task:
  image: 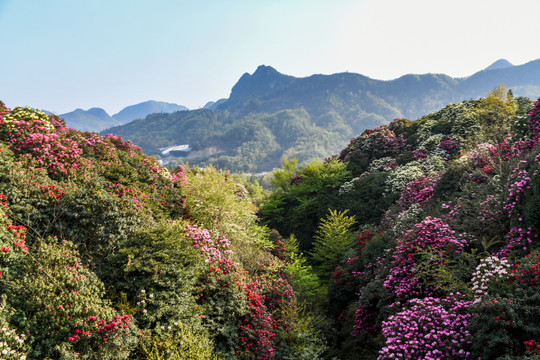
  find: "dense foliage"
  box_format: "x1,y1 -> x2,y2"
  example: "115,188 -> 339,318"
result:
2,84 -> 540,359
0,101 -> 322,359
260,88 -> 540,359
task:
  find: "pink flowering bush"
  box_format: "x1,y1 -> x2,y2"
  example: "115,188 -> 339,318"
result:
438,137 -> 460,158
411,147 -> 428,160
185,224 -> 234,273
397,173 -> 440,210
528,97 -> 540,146
0,194 -> 137,359
383,217 -> 465,297
378,294 -> 472,360
466,142 -> 498,169
339,126 -> 408,176
185,223 -> 298,359
0,106 -> 88,179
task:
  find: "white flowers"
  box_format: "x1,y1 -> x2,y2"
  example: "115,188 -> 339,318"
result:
471,256 -> 510,303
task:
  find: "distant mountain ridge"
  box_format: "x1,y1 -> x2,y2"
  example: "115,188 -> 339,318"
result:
60,100 -> 188,132
104,58 -> 540,172
112,100 -> 188,123
60,107 -> 121,133
217,59 -> 540,119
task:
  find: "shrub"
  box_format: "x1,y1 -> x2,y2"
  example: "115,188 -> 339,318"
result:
383,217 -> 465,297
378,294 -> 473,359
6,238 -> 138,359
468,252 -> 540,359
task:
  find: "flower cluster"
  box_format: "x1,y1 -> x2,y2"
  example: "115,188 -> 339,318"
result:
502,161 -> 532,218
466,143 -> 498,169
498,226 -> 537,256
438,138 -> 460,158
378,294 -> 472,359
383,217 -> 465,297
528,97 -> 540,145
471,256 -> 511,303
0,107 -> 94,178
340,127 -> 407,167
185,224 -> 234,273
509,251 -> 540,291
0,317 -> 28,360
397,173 -> 439,210
352,302 -> 377,335
411,148 -> 428,160
478,194 -> 502,223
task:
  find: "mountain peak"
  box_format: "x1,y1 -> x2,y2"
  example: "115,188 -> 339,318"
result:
485,59 -> 514,71
225,65 -> 295,106
252,64 -> 280,76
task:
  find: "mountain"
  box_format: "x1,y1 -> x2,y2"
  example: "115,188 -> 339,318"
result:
112,100 -> 188,123
60,101 -> 189,133
61,107 -> 121,133
458,58 -> 540,99
484,58 -> 514,71
104,59 -> 540,172
203,98 -> 227,110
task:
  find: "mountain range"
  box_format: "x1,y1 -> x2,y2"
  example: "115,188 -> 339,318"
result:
58,100 -> 188,132
100,58 -> 540,172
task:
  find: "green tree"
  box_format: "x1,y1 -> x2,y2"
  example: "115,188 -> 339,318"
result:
310,209 -> 357,280
271,157 -> 298,191
261,158 -> 352,251
478,85 -> 517,142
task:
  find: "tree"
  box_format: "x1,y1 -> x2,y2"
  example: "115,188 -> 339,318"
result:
310,209 -> 357,280
271,157 -> 298,191
478,85 -> 517,142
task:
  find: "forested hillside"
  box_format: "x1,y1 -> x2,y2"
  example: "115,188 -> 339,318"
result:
106,60 -> 540,172
260,87 -> 540,359
1,85 -> 540,359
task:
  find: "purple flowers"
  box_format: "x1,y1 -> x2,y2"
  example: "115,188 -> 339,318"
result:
383,217 -> 465,297
379,294 -> 472,359
398,174 -> 439,210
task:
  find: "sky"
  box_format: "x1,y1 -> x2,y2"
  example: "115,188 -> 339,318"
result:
1,0 -> 540,115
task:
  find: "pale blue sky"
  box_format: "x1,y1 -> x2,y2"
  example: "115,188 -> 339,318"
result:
1,0 -> 540,115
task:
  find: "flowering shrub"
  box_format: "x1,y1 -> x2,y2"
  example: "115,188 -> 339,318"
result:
466,142 -> 498,169
0,299 -> 28,360
378,294 -> 472,359
384,161 -> 425,196
185,222 -> 299,359
391,203 -> 425,237
383,217 -> 465,297
469,253 -> 540,359
411,148 -> 428,160
471,256 -> 511,303
438,137 -> 460,158
185,224 -> 234,273
6,238 -> 138,359
528,97 -> 540,145
0,106 -> 88,179
397,173 -> 439,210
420,133 -> 445,152
339,127 -> 407,176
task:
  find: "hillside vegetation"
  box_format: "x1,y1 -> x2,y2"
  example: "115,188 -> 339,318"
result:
0,86 -> 539,359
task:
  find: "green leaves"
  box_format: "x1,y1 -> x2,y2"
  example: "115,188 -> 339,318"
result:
310,209 -> 357,280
